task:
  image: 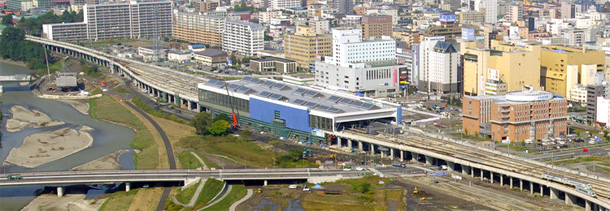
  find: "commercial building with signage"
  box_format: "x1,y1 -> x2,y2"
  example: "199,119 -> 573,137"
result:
462,90 -> 568,142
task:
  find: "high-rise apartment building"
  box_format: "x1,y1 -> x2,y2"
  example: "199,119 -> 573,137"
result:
173,12 -> 238,46
462,90 -> 568,142
43,1 -> 172,41
508,4 -> 523,23
222,21 -> 264,57
418,37 -> 459,94
84,1 -> 172,40
541,45 -> 605,97
284,25 -> 332,69
335,0 -> 353,15
269,0 -> 301,10
461,40 -> 542,96
475,0 -> 498,24
361,15 -> 392,40
314,29 -> 406,96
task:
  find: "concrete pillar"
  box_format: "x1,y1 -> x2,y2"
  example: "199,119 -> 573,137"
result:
126,182 -> 131,192
336,137 -> 341,150
586,200 -> 591,211
57,187 -> 64,197
480,169 -> 483,181
370,144 -> 375,156
540,184 -> 544,196
390,148 -> 394,159
509,177 -> 513,189
565,192 -> 574,205
550,187 -> 557,199
347,139 -> 352,150
400,150 -> 404,162
520,179 -> 523,191
447,162 -> 455,172
425,156 -> 432,166
357,141 -> 363,152
490,172 -> 494,184
412,153 -> 418,162
499,174 -> 503,186
381,150 -> 386,158
470,167 -> 474,178
264,180 -> 268,186
530,182 -> 534,195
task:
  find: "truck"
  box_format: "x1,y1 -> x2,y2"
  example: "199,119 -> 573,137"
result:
6,174 -> 22,180
440,165 -> 448,170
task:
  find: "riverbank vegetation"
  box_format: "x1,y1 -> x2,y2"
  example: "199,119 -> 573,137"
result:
0,27 -> 53,75
99,189 -> 139,211
89,95 -> 158,169
132,97 -> 185,124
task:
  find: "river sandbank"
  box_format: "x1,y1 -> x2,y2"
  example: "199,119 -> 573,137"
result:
3,126 -> 94,168
5,105 -> 64,132
21,194 -> 106,211
71,149 -> 130,171
58,99 -> 90,115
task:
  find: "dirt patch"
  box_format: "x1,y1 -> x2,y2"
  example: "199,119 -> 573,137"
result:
58,99 -> 90,115
72,149 -> 130,171
5,105 -> 64,132
127,188 -> 163,211
22,194 -> 106,211
3,126 -> 94,168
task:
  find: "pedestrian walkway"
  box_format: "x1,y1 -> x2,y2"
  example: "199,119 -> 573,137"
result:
171,179 -> 206,207
191,151 -> 209,170
229,189 -> 253,211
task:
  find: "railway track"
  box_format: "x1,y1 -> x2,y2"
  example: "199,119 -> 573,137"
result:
350,130 -> 610,200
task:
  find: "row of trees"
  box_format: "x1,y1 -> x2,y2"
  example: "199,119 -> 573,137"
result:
12,11 -> 82,37
0,27 -> 52,75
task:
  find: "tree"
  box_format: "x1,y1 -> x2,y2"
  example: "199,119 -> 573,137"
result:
213,113 -> 232,123
192,112 -> 213,135
209,120 -> 231,136
229,53 -> 237,65
241,57 -> 251,64
2,14 -> 13,26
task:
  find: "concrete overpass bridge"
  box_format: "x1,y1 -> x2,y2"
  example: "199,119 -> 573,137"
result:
327,129 -> 610,210
1,168 -> 367,196
25,36 -> 206,112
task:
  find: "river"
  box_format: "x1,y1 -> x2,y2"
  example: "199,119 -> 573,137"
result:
0,60 -> 137,210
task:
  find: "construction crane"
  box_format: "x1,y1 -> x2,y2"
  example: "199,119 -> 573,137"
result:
225,86 -> 239,128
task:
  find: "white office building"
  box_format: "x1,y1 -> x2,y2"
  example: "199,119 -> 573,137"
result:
222,21 -> 264,57
475,0 -> 498,24
418,36 -> 459,94
315,29 -> 406,96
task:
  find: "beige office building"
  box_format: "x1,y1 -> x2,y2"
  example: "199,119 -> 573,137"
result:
461,40 -> 542,96
284,25 -> 332,69
361,15 -> 392,40
541,45 -> 605,97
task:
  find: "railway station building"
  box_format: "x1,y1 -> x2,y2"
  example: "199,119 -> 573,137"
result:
198,77 -> 402,142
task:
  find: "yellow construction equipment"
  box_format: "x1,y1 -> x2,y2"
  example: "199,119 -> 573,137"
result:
413,186 -> 419,194
421,197 -> 426,200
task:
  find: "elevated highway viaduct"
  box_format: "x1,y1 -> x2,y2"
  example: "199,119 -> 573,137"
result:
26,36 -> 206,112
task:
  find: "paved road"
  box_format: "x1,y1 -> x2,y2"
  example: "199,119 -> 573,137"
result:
526,145 -> 610,161
229,189 -> 253,211
123,101 -> 176,211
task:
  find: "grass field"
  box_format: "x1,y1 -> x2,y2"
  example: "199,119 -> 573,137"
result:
89,95 -> 158,169
127,188 -> 163,211
177,151 -> 219,169
99,190 -> 139,211
203,185 -> 247,210
178,135 -> 274,167
195,178 -> 225,207
174,180 -> 201,204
